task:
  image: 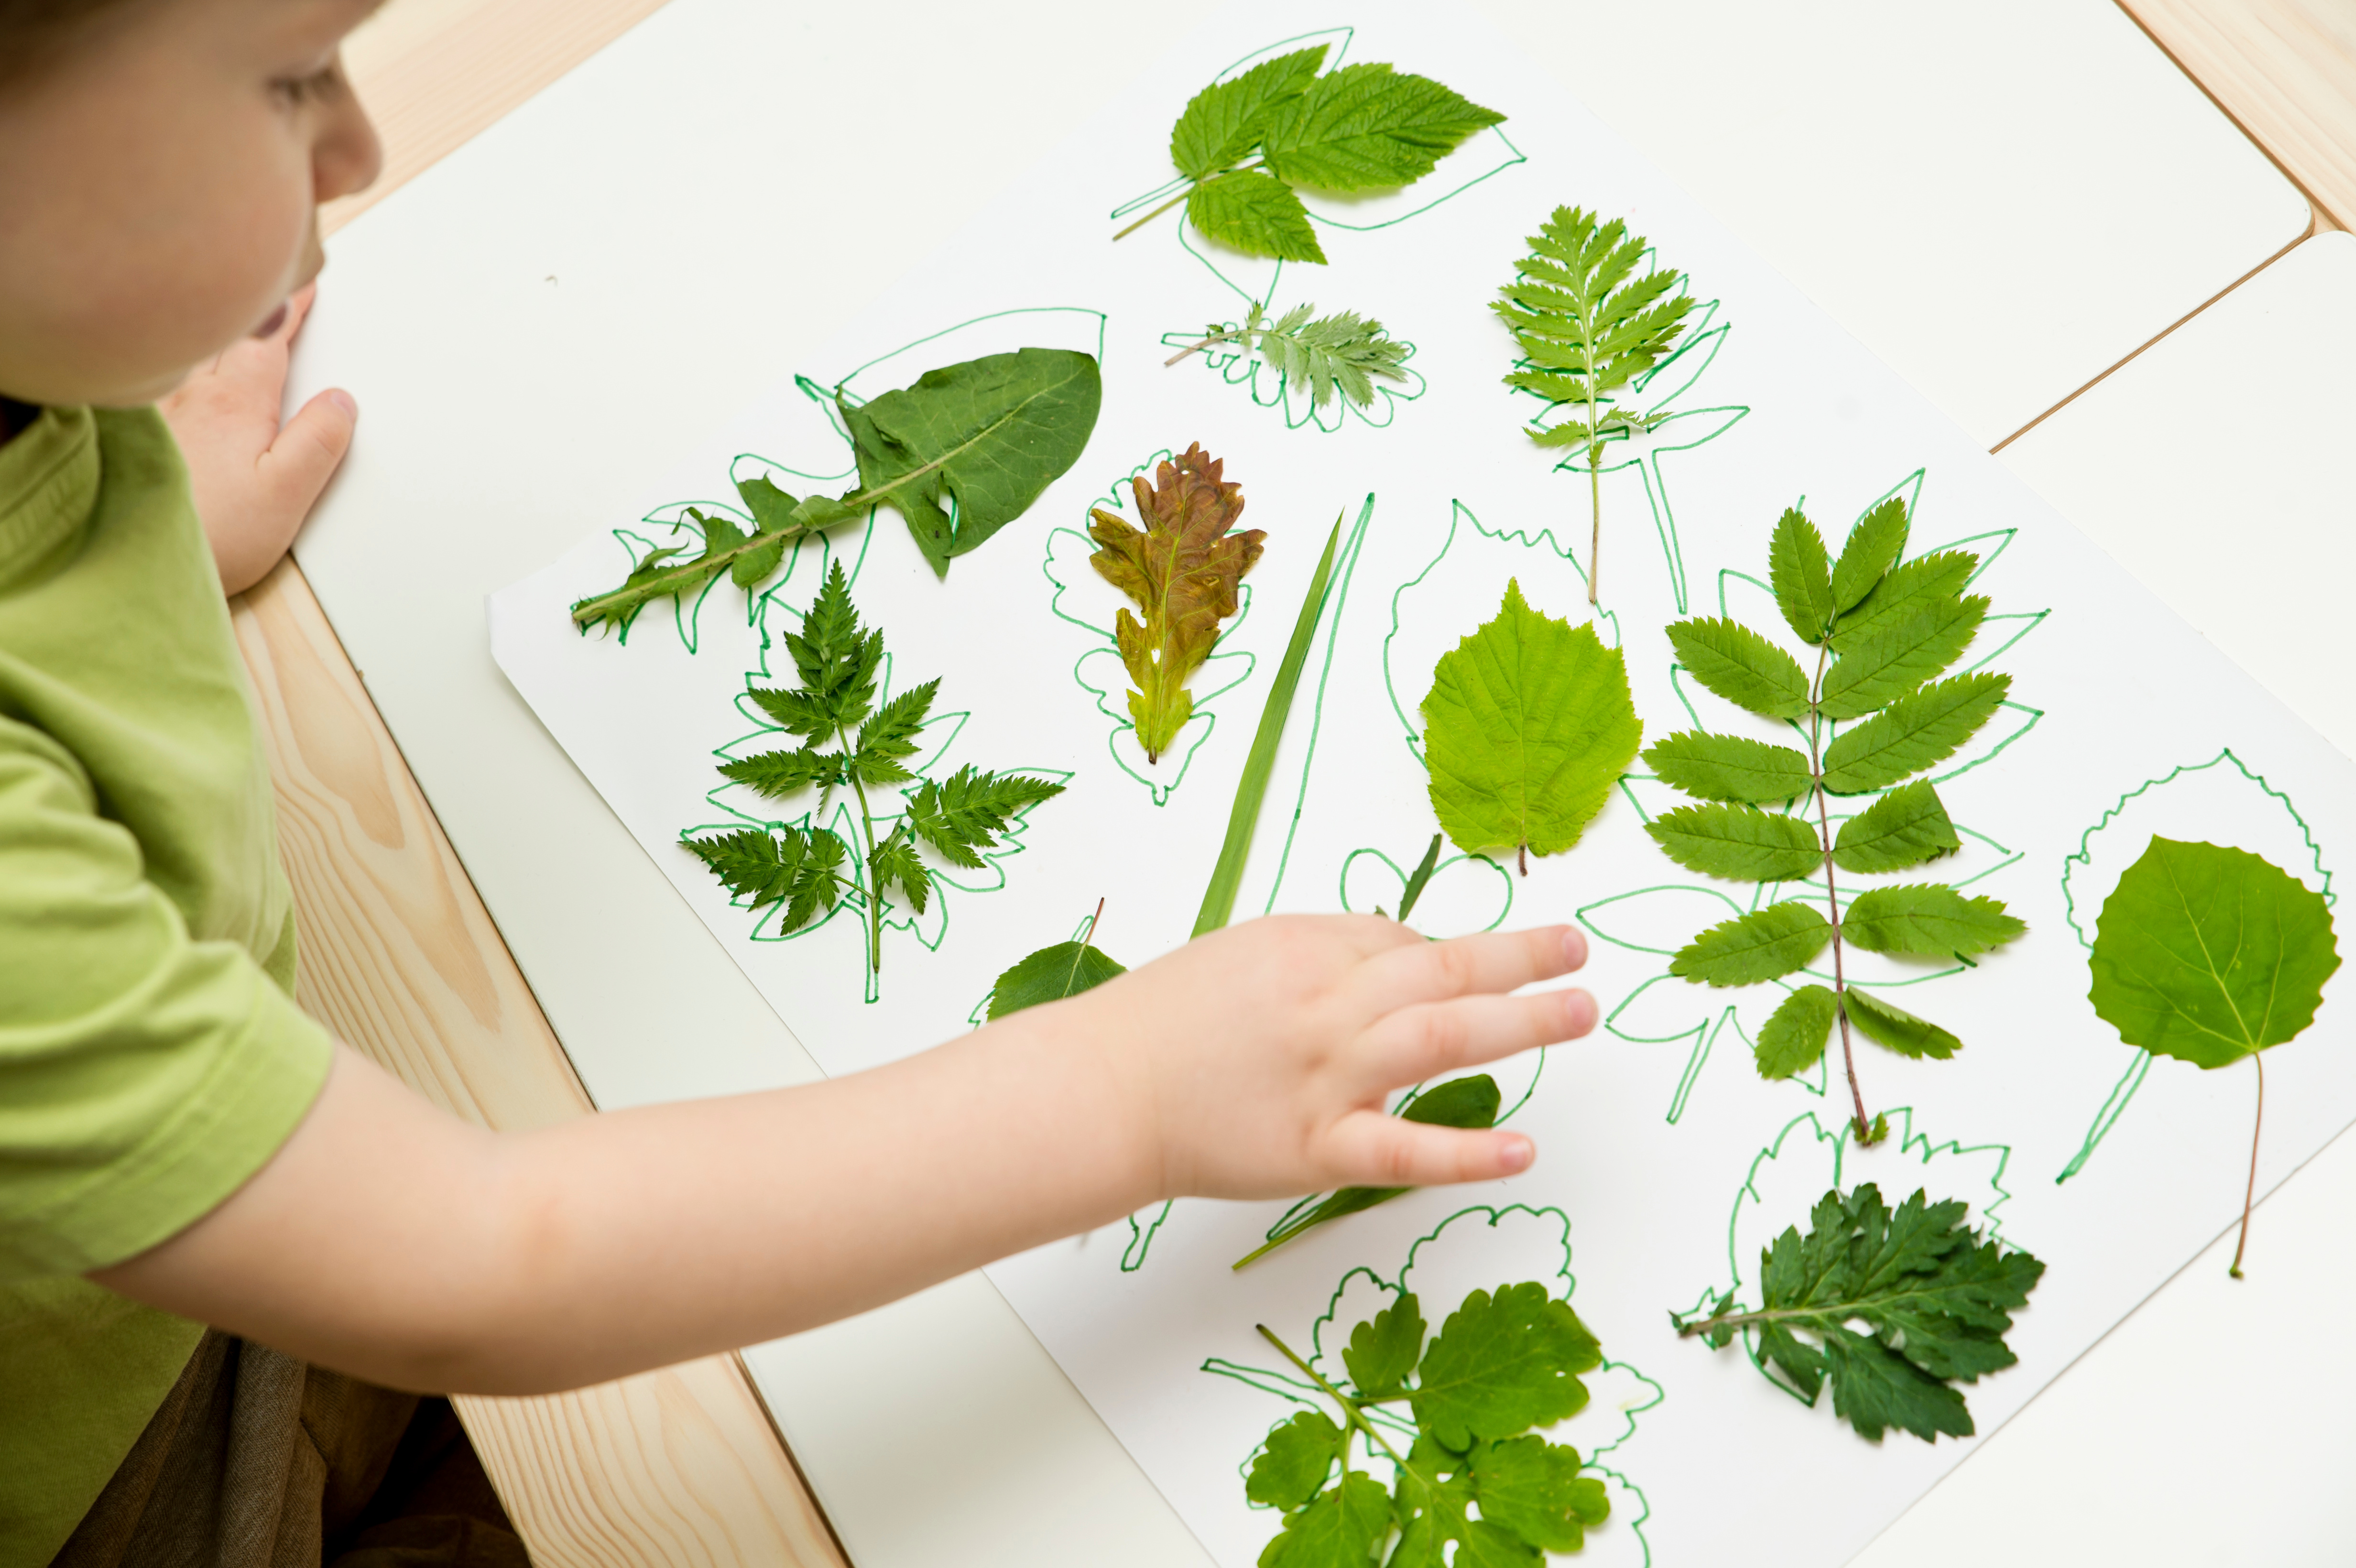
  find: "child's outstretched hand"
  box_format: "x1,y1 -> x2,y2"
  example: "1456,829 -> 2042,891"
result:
1041,915 -> 1594,1205
160,283 -> 357,595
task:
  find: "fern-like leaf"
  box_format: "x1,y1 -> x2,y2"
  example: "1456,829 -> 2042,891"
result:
1248,303 -> 1411,409
905,765 -> 1066,869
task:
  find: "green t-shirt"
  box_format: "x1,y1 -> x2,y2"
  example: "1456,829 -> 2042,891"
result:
0,405 -> 333,1565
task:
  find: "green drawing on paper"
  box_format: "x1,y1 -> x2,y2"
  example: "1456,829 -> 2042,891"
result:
1160,303 -> 1428,433
1205,1205 -> 1661,1566
1581,480 -> 2047,1128
2057,748 -> 2336,1187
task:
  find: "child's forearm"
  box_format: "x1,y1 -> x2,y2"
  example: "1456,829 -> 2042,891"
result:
96,1017 -> 1159,1394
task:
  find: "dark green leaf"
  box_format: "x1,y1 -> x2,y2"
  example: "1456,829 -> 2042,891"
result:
853,679 -> 939,785
1343,1293 -> 1425,1399
1818,593 -> 1987,719
1412,1283 -> 1600,1451
1667,616 -> 1811,719
1394,832 -> 1444,924
1257,1469 -> 1391,1568
840,348 -> 1103,576
1819,672 -> 2009,794
1246,1410 -> 1344,1512
2088,837 -> 2341,1069
1669,901 -> 1832,986
1188,168 -> 1325,262
682,824 -> 846,935
905,765 -> 1065,869
1830,549 -> 1977,652
986,939 -> 1126,1020
1829,497 -> 1910,613
1170,45 -> 1328,180
1844,884 -> 2026,958
1645,802 -> 1822,882
1424,578 -> 1644,864
736,473 -> 800,534
718,745 -> 840,798
1842,985 -> 1961,1059
1470,1435 -> 1609,1552
1756,984 -> 1837,1079
1768,507 -> 1835,645
869,833 -> 931,916
1258,63 -> 1505,193
1832,781 -> 1961,873
1642,730 -> 1814,804
1233,1077 -> 1498,1269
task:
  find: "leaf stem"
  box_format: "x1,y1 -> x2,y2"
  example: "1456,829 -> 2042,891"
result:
1114,187 -> 1192,240
1807,640 -> 1873,1143
1586,393 -> 1603,607
1254,1324 -> 1408,1468
839,722 -> 884,977
569,517 -> 828,628
2231,1053 -> 2264,1278
1165,327 -> 1245,368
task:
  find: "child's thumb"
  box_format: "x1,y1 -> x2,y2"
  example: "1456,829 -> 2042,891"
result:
264,388 -> 360,513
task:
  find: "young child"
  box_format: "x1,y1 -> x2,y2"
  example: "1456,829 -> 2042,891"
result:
0,0 -> 1598,1560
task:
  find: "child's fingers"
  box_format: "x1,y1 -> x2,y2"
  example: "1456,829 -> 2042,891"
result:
273,283 -> 319,344
259,388 -> 359,516
1323,1111 -> 1536,1189
1354,924 -> 1585,1016
1348,986 -> 1595,1095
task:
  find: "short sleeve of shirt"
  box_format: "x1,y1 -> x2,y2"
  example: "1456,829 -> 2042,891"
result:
0,715 -> 331,1282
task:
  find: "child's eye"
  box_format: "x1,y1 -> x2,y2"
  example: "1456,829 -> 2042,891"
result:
270,63 -> 340,108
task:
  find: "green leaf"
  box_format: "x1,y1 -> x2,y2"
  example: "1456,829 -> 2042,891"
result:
1246,1410 -> 1344,1512
1670,900 -> 1832,986
1645,802 -> 1822,882
905,766 -> 1065,870
1412,1283 -> 1600,1452
762,562 -> 879,736
1258,63 -> 1505,193
1343,1293 -> 1426,1400
1818,592 -> 1987,720
717,745 -> 841,798
2088,837 -> 2341,1070
868,833 -> 931,916
1423,579 -> 1644,865
1642,730 -> 1814,804
839,347 -> 1103,576
1188,169 -> 1326,262
1722,1184 -> 2043,1442
1819,672 -> 2010,794
1248,305 -> 1412,410
1756,984 -> 1837,1079
1470,1436 -> 1609,1552
1170,45 -> 1328,180
1666,616 -> 1811,719
681,825 -> 845,935
1768,508 -> 1836,645
1832,781 -> 1961,874
852,679 -> 938,785
1394,832 -> 1444,924
1257,1469 -> 1392,1568
986,938 -> 1126,1021
1843,984 -> 1961,1059
1829,497 -> 1910,613
1830,549 -> 1977,652
1494,207 -> 1691,403
1843,884 -> 2026,959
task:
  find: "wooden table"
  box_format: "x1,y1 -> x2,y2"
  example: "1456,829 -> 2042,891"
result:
240,3 -> 2356,1561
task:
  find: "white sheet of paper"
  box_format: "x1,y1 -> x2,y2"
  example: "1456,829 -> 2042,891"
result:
485,4 -> 2354,1562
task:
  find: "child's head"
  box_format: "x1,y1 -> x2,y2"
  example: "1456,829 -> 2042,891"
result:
0,0 -> 382,409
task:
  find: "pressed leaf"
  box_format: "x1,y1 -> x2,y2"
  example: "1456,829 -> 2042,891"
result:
1470,1436 -> 1610,1552
1843,884 -> 2026,959
905,765 -> 1065,870
1829,497 -> 1910,613
1411,1283 -> 1601,1451
1818,593 -> 1987,720
1757,984 -> 1838,1078
1245,1410 -> 1344,1512
986,939 -> 1127,1020
1843,984 -> 1962,1059
1832,781 -> 1961,874
1670,901 -> 1832,986
868,833 -> 931,916
1169,45 -> 1327,179
1257,1470 -> 1392,1568
1830,549 -> 1978,652
1667,616 -> 1811,719
1768,508 -> 1836,645
717,745 -> 840,798
1645,803 -> 1822,882
852,679 -> 938,784
1186,168 -> 1325,261
1642,730 -> 1814,804
840,347 -> 1103,577
1343,1293 -> 1426,1400
1424,579 -> 1644,865
1246,304 -> 1411,409
1819,672 -> 2010,794
1258,63 -> 1505,192
1089,444 -> 1265,764
2088,837 -> 2340,1070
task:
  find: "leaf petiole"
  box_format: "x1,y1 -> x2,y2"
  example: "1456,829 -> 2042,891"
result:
1254,1324 -> 1408,1467
2231,1053 -> 2264,1278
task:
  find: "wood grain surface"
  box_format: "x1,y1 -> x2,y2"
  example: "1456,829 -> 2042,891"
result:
229,562 -> 850,1566
235,0 -> 2349,1560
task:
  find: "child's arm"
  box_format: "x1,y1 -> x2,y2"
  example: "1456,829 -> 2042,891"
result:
95,916 -> 1591,1395
159,284 -> 357,595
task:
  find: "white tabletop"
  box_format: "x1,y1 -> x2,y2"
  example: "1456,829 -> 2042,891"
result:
287,3 -> 2332,1562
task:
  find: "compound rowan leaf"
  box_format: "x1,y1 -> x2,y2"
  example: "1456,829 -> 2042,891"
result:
1667,616 -> 1811,719
1756,983 -> 1837,1078
1818,592 -> 1987,720
1843,984 -> 1961,1059
1769,507 -> 1836,645
1830,549 -> 1978,652
1641,731 -> 1813,804
1843,884 -> 2026,959
1829,497 -> 1910,612
2088,837 -> 2340,1070
1422,580 -> 1642,868
1412,1283 -> 1601,1451
1669,901 -> 1832,986
1832,780 -> 1961,873
1088,444 -> 1265,763
1646,802 -> 1822,882
1820,672 -> 2010,794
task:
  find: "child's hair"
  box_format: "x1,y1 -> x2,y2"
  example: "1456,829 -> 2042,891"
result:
0,0 -> 149,84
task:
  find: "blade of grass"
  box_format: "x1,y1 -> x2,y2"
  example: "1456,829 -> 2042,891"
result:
1395,832 -> 1444,924
1192,514 -> 1343,936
